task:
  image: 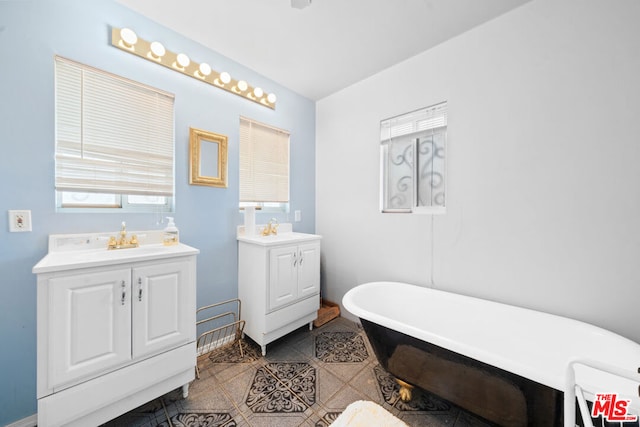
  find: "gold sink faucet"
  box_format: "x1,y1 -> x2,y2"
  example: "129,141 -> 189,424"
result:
118,221 -> 127,245
262,218 -> 279,236
108,221 -> 139,249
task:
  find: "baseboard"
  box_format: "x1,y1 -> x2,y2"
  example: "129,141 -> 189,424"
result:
5,414 -> 37,427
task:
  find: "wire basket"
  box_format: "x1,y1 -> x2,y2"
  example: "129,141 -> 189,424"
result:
195,298 -> 245,378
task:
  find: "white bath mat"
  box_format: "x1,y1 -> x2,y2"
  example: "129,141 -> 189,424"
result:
329,400 -> 408,427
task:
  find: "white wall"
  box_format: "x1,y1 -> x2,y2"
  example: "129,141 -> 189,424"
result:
317,0 -> 640,343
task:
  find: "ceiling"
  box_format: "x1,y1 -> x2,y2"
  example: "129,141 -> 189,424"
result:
116,0 -> 531,101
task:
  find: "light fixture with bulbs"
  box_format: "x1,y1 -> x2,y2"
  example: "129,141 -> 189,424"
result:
111,27 -> 277,110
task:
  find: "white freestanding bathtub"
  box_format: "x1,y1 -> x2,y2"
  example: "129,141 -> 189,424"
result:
343,282 -> 640,427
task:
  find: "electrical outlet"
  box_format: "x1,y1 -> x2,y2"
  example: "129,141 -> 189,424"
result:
8,210 -> 32,232
294,210 -> 301,222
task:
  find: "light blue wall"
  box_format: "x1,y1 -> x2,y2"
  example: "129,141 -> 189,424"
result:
0,1 -> 316,424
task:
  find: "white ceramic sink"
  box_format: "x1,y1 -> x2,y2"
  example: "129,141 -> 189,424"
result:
65,244 -> 171,261
237,231 -> 321,246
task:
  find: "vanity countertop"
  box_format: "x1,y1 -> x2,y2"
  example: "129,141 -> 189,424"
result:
237,231 -> 322,247
33,231 -> 199,274
237,222 -> 321,247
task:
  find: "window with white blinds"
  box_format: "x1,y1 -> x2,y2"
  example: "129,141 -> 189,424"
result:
239,117 -> 290,204
55,56 -> 175,200
380,102 -> 447,213
380,102 -> 447,141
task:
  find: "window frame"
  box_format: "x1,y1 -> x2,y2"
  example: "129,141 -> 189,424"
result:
239,116 -> 290,212
380,102 -> 447,214
54,56 -> 175,213
56,192 -> 173,213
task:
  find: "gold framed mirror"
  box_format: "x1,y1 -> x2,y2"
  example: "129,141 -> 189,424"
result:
189,127 -> 228,188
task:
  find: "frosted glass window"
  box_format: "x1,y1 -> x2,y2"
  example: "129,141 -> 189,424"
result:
380,102 -> 447,213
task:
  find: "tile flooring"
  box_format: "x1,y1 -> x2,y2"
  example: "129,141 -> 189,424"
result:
103,317 -> 493,427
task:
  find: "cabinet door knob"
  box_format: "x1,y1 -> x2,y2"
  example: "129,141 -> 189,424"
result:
299,250 -> 304,266
293,251 -> 297,267
138,288 -> 143,302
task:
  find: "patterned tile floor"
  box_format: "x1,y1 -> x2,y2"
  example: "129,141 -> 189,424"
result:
102,317 -> 493,427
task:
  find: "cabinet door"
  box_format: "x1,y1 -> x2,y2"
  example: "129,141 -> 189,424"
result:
297,241 -> 320,299
132,260 -> 193,359
49,269 -> 132,389
269,246 -> 298,310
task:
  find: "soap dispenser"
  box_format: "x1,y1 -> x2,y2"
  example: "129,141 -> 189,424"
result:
163,217 -> 179,246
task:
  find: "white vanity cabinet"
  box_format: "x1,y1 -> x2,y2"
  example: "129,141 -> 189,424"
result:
268,242 -> 321,310
238,231 -> 321,355
34,233 -> 198,427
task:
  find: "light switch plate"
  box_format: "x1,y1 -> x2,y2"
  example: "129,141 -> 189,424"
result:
294,210 -> 301,222
8,210 -> 32,232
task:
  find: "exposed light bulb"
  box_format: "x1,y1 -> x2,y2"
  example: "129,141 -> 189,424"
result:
149,41 -> 166,58
120,28 -> 138,47
176,53 -> 190,68
220,72 -> 231,84
111,27 -> 275,109
199,63 -> 212,77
